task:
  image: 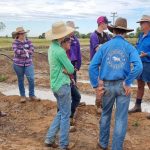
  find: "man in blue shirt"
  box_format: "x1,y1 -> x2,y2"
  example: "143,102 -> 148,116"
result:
129,15 -> 150,119
89,18 -> 142,150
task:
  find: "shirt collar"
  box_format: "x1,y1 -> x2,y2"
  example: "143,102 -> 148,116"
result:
52,40 -> 61,46
113,35 -> 125,40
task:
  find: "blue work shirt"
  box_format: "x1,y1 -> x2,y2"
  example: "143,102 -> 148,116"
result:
89,35 -> 143,87
136,31 -> 150,62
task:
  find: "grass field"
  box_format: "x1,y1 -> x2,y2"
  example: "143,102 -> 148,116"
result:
0,37 -> 137,48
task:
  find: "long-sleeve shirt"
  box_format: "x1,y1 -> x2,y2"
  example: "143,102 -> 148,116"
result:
90,31 -> 110,60
12,39 -> 34,66
67,36 -> 82,70
48,40 -> 74,92
89,36 -> 143,87
136,31 -> 150,63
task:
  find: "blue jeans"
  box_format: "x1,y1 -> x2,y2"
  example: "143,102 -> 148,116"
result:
13,64 -> 35,97
70,85 -> 81,118
45,84 -> 71,149
99,80 -> 130,150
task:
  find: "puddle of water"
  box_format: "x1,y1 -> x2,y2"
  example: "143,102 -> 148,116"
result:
0,83 -> 150,112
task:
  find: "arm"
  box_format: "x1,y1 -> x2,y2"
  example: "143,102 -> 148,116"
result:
124,47 -> 143,86
27,40 -> 34,55
89,47 -> 103,88
12,42 -> 26,56
57,49 -> 74,74
76,39 -> 82,70
90,33 -> 100,55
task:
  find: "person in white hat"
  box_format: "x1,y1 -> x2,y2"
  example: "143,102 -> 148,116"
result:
44,21 -> 75,150
12,27 -> 40,103
128,15 -> 150,119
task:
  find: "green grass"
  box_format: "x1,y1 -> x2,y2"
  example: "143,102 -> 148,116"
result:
0,37 -> 136,49
0,74 -> 8,82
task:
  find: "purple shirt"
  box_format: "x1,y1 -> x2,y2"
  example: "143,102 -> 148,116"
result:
90,31 -> 110,60
12,39 -> 34,66
67,36 -> 82,70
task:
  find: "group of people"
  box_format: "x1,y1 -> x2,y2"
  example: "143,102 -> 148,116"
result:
0,14 -> 150,150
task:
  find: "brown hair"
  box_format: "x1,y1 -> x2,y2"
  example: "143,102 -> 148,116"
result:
113,28 -> 127,35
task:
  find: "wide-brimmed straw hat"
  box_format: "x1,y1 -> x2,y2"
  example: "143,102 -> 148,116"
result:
13,27 -> 29,35
108,17 -> 134,33
45,21 -> 75,40
137,15 -> 150,23
66,21 -> 79,29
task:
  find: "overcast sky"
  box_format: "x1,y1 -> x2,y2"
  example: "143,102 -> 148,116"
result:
0,0 -> 150,36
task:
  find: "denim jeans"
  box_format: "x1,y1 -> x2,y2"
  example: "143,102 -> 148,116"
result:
99,80 -> 130,150
70,85 -> 81,118
45,84 -> 71,149
13,64 -> 35,97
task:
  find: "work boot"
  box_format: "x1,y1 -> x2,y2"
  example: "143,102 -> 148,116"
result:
96,107 -> 102,114
45,142 -> 58,148
20,96 -> 26,103
0,111 -> 7,117
97,143 -> 108,150
128,104 -> 141,114
70,118 -> 75,126
146,114 -> 150,120
29,96 -> 41,101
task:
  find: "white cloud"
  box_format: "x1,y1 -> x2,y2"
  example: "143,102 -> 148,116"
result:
0,0 -> 149,21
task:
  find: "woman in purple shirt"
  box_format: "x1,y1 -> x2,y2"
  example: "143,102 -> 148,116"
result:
12,27 -> 40,103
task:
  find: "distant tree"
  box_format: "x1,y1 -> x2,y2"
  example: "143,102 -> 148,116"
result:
0,22 -> 6,31
135,27 -> 141,38
86,33 -> 91,38
128,33 -> 135,38
41,33 -> 45,38
39,33 -> 45,39
80,34 -> 87,39
74,31 -> 80,38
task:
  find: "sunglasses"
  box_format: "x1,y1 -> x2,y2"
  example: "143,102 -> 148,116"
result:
18,32 -> 25,35
61,37 -> 71,44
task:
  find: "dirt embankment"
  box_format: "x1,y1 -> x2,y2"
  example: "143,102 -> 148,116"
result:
0,92 -> 150,150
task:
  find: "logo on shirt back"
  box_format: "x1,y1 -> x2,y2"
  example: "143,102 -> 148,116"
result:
106,50 -> 127,69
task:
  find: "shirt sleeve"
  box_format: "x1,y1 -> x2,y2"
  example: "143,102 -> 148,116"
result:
12,41 -> 26,55
90,33 -> 99,59
57,49 -> 74,74
76,38 -> 82,70
28,40 -> 34,55
124,46 -> 143,86
89,46 -> 103,88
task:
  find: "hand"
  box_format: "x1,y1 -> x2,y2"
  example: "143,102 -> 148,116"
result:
123,82 -> 131,96
96,80 -> 104,97
140,51 -> 147,57
63,69 -> 69,75
24,49 -> 29,58
95,44 -> 102,51
74,68 -> 78,71
71,79 -> 76,85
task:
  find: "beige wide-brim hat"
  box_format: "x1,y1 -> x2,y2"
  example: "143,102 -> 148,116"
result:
66,21 -> 79,29
137,15 -> 150,23
12,27 -> 30,35
45,21 -> 75,40
108,17 -> 134,33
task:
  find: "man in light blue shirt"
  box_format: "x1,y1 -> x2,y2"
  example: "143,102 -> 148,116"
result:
89,18 -> 142,150
129,15 -> 150,119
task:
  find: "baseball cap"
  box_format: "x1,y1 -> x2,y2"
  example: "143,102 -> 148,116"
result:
97,16 -> 111,24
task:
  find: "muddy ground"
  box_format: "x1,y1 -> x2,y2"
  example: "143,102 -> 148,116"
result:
0,92 -> 150,150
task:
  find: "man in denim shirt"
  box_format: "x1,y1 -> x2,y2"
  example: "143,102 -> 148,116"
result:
89,18 -> 142,150
129,15 -> 150,119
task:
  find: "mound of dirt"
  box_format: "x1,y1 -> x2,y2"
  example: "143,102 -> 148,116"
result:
0,94 -> 150,150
